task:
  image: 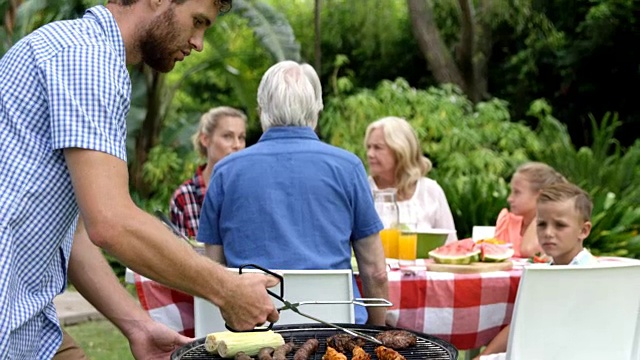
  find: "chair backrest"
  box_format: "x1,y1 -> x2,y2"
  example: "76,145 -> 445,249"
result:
194,268 -> 355,337
506,263 -> 640,360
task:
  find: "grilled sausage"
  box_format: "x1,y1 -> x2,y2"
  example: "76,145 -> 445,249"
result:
234,352 -> 253,360
257,347 -> 274,360
293,338 -> 319,360
272,341 -> 295,360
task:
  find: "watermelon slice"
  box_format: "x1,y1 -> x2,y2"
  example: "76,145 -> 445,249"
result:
429,239 -> 481,265
479,243 -> 514,262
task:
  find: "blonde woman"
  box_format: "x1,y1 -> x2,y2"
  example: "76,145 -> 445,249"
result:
170,106 -> 247,239
365,116 -> 457,243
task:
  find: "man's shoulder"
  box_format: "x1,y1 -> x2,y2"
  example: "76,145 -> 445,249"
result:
28,10 -> 115,62
304,141 -> 364,168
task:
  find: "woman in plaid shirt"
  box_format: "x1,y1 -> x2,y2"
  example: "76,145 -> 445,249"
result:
170,106 -> 247,238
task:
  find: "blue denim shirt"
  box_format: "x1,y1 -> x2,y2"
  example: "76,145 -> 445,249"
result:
198,127 -> 383,323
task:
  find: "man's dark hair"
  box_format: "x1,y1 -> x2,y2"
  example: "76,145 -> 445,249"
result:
108,0 -> 232,13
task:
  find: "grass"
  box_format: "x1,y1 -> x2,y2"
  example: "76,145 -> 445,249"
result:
63,320 -> 133,360
63,319 -> 470,360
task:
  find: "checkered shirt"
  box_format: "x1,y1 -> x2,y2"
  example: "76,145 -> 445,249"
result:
169,165 -> 207,238
0,6 -> 129,359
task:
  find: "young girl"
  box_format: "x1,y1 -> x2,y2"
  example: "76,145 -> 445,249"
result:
494,162 -> 567,258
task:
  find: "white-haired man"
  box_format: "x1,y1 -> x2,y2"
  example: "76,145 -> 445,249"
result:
198,61 -> 389,325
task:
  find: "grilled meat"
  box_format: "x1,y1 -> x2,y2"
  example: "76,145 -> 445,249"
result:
326,334 -> 366,353
234,352 -> 253,360
272,341 -> 294,360
375,330 -> 417,349
257,347 -> 274,360
293,338 -> 319,360
351,345 -> 371,360
322,346 -> 347,360
375,346 -> 407,360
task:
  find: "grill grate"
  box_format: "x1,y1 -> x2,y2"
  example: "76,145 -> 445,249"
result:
172,324 -> 457,360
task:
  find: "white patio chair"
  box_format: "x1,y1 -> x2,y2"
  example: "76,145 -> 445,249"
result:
506,263 -> 640,360
193,268 -> 355,337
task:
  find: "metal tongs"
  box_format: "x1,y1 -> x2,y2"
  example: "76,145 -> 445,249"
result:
226,264 -> 392,345
154,210 -> 192,245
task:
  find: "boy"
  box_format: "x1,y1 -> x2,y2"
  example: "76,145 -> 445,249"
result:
535,182 -> 598,265
475,182 -> 597,359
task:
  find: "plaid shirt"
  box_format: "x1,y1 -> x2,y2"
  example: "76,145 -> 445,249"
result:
169,165 -> 207,238
0,6 -> 129,358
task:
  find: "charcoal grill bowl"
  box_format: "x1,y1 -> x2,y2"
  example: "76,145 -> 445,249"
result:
171,323 -> 457,360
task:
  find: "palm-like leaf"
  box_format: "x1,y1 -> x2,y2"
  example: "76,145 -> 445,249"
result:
231,0 -> 301,62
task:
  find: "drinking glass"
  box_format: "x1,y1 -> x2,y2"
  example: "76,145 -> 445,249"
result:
373,189 -> 399,259
398,227 -> 417,266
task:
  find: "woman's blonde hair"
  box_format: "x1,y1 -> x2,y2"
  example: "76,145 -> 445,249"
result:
192,106 -> 247,157
515,162 -> 567,192
364,116 -> 432,198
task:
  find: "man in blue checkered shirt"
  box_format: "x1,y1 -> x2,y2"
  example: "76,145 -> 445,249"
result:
0,0 -> 280,358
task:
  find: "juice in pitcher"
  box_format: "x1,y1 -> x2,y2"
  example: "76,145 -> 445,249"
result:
380,228 -> 400,259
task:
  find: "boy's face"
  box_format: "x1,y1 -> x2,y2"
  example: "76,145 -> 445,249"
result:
536,199 -> 591,265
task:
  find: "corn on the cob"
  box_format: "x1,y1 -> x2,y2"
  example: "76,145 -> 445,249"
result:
215,331 -> 285,358
204,331 -> 258,352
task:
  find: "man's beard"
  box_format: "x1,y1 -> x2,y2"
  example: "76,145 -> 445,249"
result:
139,8 -> 180,73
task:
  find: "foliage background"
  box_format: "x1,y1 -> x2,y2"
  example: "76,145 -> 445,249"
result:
2,0 -> 639,278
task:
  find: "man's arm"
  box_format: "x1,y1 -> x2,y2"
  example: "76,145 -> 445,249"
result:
352,233 -> 389,325
64,148 -> 279,330
68,216 -> 192,358
204,244 -> 227,265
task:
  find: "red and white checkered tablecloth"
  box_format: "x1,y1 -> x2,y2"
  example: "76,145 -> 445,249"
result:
132,256 -> 637,350
133,263 -> 521,348
134,273 -> 195,337
382,264 -> 522,351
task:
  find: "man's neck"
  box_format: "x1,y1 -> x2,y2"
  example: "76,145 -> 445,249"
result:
105,3 -> 144,65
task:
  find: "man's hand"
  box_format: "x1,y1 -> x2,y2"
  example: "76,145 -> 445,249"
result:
218,273 -> 280,330
126,320 -> 193,360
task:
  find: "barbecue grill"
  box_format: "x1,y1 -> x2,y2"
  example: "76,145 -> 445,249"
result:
171,323 -> 458,360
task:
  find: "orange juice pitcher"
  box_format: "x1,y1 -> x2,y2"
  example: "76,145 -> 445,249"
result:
374,189 -> 399,259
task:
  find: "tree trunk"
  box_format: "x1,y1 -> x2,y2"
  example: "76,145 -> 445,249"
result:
457,0 -> 479,102
4,0 -> 23,37
314,0 -> 322,74
406,0 -> 465,90
130,68 -> 167,195
473,0 -> 493,100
